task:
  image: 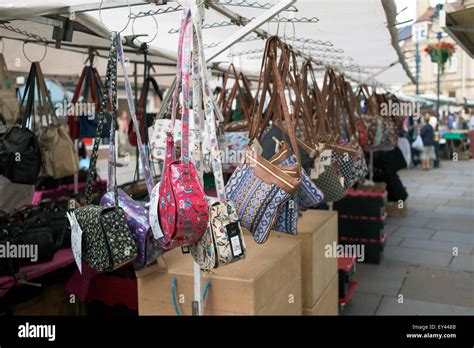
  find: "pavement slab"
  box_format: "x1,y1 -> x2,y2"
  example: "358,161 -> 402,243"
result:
399,267 -> 474,308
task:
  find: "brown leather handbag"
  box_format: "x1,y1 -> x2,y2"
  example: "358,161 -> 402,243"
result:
218,64 -> 253,131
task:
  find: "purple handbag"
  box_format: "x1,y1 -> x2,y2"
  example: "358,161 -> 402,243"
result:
100,34 -> 163,270
100,189 -> 163,269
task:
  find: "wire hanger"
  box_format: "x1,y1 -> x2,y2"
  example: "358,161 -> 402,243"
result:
99,0 -> 131,34
22,37 -> 48,63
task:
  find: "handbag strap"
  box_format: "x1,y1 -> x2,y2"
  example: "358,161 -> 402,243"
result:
168,8 -> 192,167
191,17 -> 204,179
116,33 -> 154,195
192,10 -> 226,202
85,33 -> 118,205
180,10 -> 192,166
268,38 -> 301,164
220,64 -> 251,123
35,62 -> 60,126
71,66 -> 87,105
19,63 -> 36,129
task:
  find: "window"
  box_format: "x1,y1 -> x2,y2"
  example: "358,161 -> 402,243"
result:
446,53 -> 457,73
448,91 -> 456,98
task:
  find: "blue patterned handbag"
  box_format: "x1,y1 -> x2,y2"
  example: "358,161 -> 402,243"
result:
226,36 -> 304,242
225,149 -> 301,243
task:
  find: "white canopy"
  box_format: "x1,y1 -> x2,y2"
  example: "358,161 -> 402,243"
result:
0,0 -> 414,89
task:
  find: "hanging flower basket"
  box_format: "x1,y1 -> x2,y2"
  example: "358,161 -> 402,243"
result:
424,42 -> 456,73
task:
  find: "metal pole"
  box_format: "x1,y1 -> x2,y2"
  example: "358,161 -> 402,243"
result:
415,42 -> 420,95
436,32 -> 442,125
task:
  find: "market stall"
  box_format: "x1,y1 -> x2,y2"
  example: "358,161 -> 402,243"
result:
0,0 -> 414,318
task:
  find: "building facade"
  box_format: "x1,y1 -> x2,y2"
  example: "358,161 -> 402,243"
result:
401,1 -> 474,118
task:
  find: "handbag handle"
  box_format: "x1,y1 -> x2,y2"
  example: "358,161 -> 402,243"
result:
137,76 -> 163,117
219,64 -> 251,124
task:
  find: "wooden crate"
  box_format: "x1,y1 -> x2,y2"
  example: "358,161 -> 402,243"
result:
137,235 -> 302,315
303,273 -> 338,316
256,210 -> 338,308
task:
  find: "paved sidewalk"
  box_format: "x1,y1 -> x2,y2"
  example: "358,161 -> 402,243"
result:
344,160 -> 474,315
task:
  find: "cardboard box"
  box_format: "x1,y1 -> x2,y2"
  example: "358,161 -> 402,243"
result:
258,210 -> 338,308
137,235 -> 302,315
386,201 -> 408,217
303,273 -> 339,316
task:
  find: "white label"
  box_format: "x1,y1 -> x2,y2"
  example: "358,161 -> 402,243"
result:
310,159 -> 326,179
67,212 -> 83,274
230,235 -> 242,257
339,176 -> 345,187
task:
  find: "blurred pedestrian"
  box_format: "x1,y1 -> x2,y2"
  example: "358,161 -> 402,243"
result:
420,113 -> 436,170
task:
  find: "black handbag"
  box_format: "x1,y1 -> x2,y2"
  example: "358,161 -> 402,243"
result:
0,216 -> 54,270
0,224 -> 22,276
0,62 -> 42,185
261,124 -> 314,169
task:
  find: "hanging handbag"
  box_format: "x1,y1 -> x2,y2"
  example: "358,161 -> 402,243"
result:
0,53 -> 20,124
29,62 -> 79,179
374,93 -> 398,151
100,33 -> 163,270
73,33 -> 137,272
189,15 -> 245,271
68,65 -> 112,139
218,64 -> 252,132
0,62 -> 43,185
339,77 -> 369,185
226,36 -> 301,243
310,69 -> 346,203
357,85 -> 383,151
269,140 -> 324,211
259,54 -> 317,171
157,9 -> 209,251
129,76 -> 163,147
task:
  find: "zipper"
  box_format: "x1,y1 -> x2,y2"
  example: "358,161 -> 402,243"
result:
246,154 -> 295,189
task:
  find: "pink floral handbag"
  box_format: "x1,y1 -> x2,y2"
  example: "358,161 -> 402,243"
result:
158,9 -> 208,251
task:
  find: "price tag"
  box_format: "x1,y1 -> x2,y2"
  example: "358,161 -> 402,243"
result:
225,222 -> 244,258
67,212 -> 83,274
319,149 -> 332,166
